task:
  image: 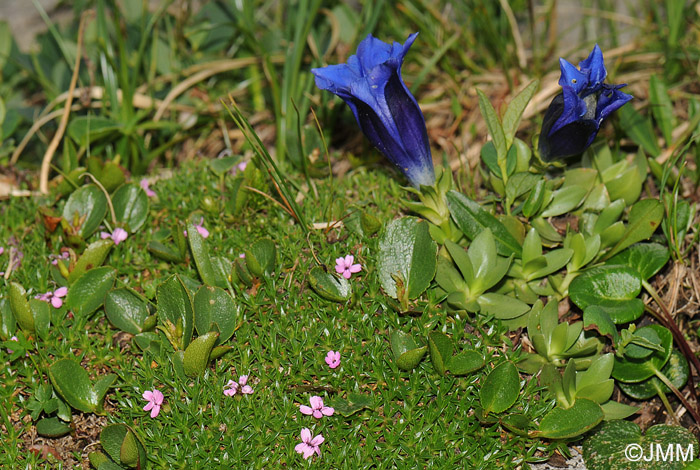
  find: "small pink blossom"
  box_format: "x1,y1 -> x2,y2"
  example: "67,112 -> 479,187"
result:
100,228 -> 128,245
0,247 -> 4,255
223,375 -> 253,396
300,396 -> 334,419
142,389 -> 164,418
50,251 -> 70,266
335,255 -> 361,279
295,428 -> 324,460
183,218 -> 209,239
239,253 -> 245,259
232,161 -> 247,175
140,178 -> 156,197
35,287 -> 68,309
325,350 -> 341,369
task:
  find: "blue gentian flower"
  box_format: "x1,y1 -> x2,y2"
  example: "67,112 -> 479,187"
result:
539,45 -> 633,161
312,33 -> 435,187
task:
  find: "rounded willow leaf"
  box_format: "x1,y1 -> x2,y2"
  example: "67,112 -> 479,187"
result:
209,155 -> 240,175
309,267 -> 352,302
112,183 -> 149,233
187,221 -> 227,289
245,238 -> 276,277
193,285 -> 238,344
624,327 -> 661,360
396,346 -> 428,371
390,330 -> 427,370
619,349 -> 689,400
29,299 -> 50,341
500,413 -> 531,436
477,293 -> 530,319
377,217 -> 437,300
612,324 -> 673,383
540,185 -> 588,217
65,267 -> 116,319
156,275 -> 195,349
536,399 -> 603,439
480,361 -> 520,414
36,417 -> 71,438
105,288 -> 149,334
428,332 -> 453,376
67,239 -> 113,284
606,243 -> 670,281
183,331 -> 219,377
569,265 -> 643,324
9,282 -> 34,332
100,423 -> 146,467
62,184 -> 108,238
49,358 -> 96,413
448,351 -> 485,376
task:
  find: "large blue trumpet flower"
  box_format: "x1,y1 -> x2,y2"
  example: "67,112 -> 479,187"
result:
312,33 -> 435,187
539,45 -> 633,161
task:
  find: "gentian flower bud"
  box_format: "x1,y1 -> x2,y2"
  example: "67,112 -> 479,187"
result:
312,33 -> 435,187
539,44 -> 632,161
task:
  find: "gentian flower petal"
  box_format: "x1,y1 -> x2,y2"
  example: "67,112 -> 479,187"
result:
312,33 -> 434,188
539,45 -> 632,161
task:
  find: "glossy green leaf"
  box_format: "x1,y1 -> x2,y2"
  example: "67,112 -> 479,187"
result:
49,359 -> 97,413
105,288 -> 149,334
448,350 -> 485,376
613,325 -> 673,383
480,361 -> 520,415
100,423 -> 147,469
65,267 -> 116,319
606,243 -> 670,281
583,306 -> 619,344
244,238 -> 277,277
583,420 -> 697,470
535,399 -> 603,439
522,179 -> 546,218
62,184 -> 108,238
36,417 -> 72,438
390,330 -> 427,371
477,89 -> 507,159
112,184 -> 149,233
0,298 -> 15,338
147,240 -> 184,263
540,185 -> 588,217
183,331 -> 219,377
502,80 -> 539,147
68,239 -> 113,284
605,198 -> 664,260
309,267 -> 352,302
209,156 -> 241,175
619,350 -> 689,400
187,221 -> 227,288
9,282 -> 34,332
29,299 -> 50,341
428,332 -> 453,376
156,275 -> 195,349
447,190 -> 522,257
477,293 -> 530,319
377,217 -> 437,301
569,265 -> 644,324
193,286 -> 238,344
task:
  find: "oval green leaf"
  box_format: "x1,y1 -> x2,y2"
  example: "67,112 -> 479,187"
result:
67,239 -> 113,284
105,288 -> 149,334
183,331 -> 219,377
377,217 -> 437,300
62,184 -> 108,238
448,350 -> 485,376
308,266 -> 352,302
9,282 -> 34,332
613,324 -> 673,383
156,275 -> 195,349
112,183 -> 149,233
193,285 -> 238,344
65,267 -> 116,319
619,349 -> 689,400
480,361 -> 520,415
428,331 -> 453,376
535,398 -> 603,439
49,358 -> 97,413
569,265 -> 644,324
606,243 -> 670,281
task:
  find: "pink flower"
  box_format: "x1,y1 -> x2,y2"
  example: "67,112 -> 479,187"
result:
335,255 -> 361,279
35,287 -> 68,309
142,389 -> 164,418
223,375 -> 253,396
295,428 -> 324,460
325,350 -> 341,369
300,396 -> 334,419
195,218 -> 209,238
140,178 -> 156,197
0,247 -> 4,255
50,251 -> 69,266
232,161 -> 247,175
100,228 -> 128,245
183,218 -> 209,239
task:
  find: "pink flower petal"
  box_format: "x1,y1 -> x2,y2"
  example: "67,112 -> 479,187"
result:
142,391 -> 154,401
309,434 -> 324,447
335,264 -> 345,275
344,255 -> 354,266
241,385 -> 253,394
312,409 -> 323,419
349,263 -> 362,273
53,287 -> 68,298
238,375 -> 248,386
112,228 -> 128,245
309,396 -> 323,409
150,405 -> 160,418
300,428 -> 312,443
151,390 -> 164,405
143,402 -> 154,412
100,232 -> 111,239
51,297 -> 63,309
321,406 -> 334,416
196,225 -> 209,238
342,270 -> 351,279
299,405 -> 313,415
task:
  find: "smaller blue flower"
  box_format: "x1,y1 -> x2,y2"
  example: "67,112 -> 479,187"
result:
312,33 -> 435,187
539,45 -> 632,161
